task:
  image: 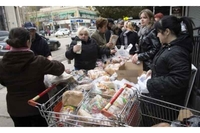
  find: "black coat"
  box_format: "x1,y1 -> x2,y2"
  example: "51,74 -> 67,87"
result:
31,33 -> 52,57
119,30 -> 138,55
138,29 -> 161,71
147,34 -> 193,106
65,36 -> 111,70
0,50 -> 65,117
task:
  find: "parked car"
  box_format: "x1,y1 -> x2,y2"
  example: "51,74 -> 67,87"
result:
0,36 -> 10,56
55,28 -> 70,37
0,30 -> 9,41
70,29 -> 77,41
0,35 -> 61,57
40,35 -> 61,51
89,26 -> 96,36
39,30 -> 46,36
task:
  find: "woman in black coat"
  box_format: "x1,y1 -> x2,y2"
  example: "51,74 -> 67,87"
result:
141,15 -> 195,126
65,26 -> 116,70
119,21 -> 139,55
132,9 -> 161,71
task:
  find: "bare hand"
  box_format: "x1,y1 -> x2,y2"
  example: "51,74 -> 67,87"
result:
73,45 -> 81,53
65,69 -> 71,74
47,56 -> 53,61
110,49 -> 117,54
106,43 -> 114,49
146,70 -> 152,78
132,54 -> 138,64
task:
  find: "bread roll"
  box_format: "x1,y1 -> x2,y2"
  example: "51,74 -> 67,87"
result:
62,90 -> 83,107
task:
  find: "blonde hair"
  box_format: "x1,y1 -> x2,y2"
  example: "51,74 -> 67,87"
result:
76,26 -> 90,36
127,22 -> 135,31
139,9 -> 155,28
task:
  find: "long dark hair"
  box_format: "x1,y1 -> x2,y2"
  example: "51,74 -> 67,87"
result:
154,15 -> 195,43
6,27 -> 30,48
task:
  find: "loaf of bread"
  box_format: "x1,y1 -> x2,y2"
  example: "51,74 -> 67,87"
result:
62,90 -> 83,107
152,122 -> 170,127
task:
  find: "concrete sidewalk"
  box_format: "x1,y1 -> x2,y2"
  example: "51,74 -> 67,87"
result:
0,60 -> 74,127
0,86 -> 14,127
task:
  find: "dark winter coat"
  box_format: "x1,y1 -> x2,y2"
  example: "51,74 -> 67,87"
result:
105,29 -> 112,43
0,50 -> 65,117
65,36 -> 111,70
31,33 -> 52,57
147,33 -> 193,106
138,29 -> 161,71
119,30 -> 139,55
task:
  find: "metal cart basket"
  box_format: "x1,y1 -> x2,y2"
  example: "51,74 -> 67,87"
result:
28,82 -> 200,127
138,94 -> 200,127
28,83 -> 141,127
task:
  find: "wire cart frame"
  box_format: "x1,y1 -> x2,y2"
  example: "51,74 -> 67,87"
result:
28,83 -> 141,127
28,82 -> 200,127
138,94 -> 200,127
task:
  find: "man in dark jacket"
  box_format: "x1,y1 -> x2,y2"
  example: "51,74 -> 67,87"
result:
105,18 -> 114,43
23,22 -> 52,60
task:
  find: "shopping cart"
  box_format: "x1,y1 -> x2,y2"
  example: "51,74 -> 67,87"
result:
28,82 -> 141,127
138,94 -> 200,127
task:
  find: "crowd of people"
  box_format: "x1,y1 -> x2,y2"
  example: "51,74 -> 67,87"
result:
0,8 -> 196,127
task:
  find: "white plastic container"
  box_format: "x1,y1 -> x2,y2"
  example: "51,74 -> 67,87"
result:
76,41 -> 82,54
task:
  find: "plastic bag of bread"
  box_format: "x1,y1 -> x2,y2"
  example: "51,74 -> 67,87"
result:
86,95 -> 109,114
104,63 -> 121,75
77,108 -> 93,122
111,56 -> 122,63
87,69 -> 109,80
62,90 -> 83,107
74,83 -> 94,92
59,105 -> 76,122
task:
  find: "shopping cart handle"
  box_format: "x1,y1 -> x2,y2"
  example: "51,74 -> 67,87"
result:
28,84 -> 57,107
101,83 -> 132,118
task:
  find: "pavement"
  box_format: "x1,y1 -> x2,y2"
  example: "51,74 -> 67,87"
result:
0,59 -> 74,127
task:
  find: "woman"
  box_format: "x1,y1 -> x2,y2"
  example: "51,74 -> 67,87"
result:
147,15 -> 194,106
91,17 -> 113,49
119,21 -> 138,55
0,28 -> 65,127
142,15 -> 195,126
132,9 -> 161,71
65,26 -> 116,70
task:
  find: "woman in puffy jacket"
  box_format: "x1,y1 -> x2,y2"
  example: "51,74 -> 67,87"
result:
65,26 -> 116,70
132,9 -> 161,71
142,15 -> 195,126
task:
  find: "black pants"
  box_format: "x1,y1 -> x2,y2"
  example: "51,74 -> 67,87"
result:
10,114 -> 48,127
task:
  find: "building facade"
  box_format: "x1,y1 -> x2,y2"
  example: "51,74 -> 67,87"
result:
0,6 -> 23,31
26,6 -> 98,31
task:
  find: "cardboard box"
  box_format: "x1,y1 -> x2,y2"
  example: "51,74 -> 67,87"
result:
116,62 -> 143,83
